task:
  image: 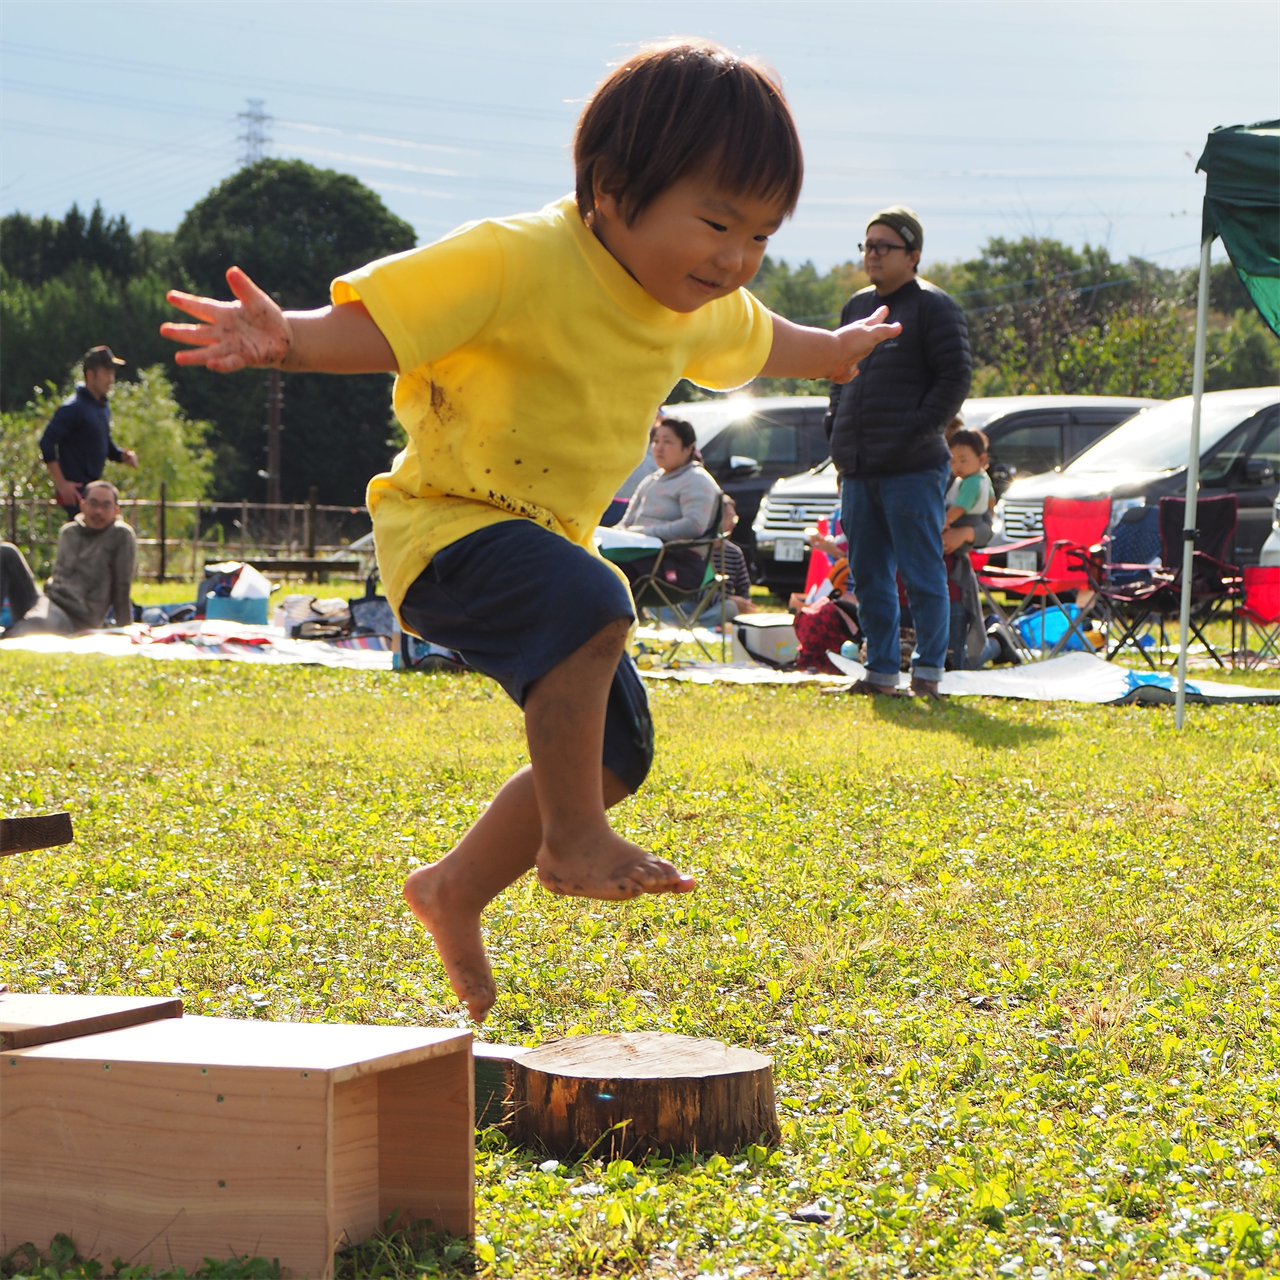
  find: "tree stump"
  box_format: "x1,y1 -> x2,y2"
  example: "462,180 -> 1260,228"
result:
508,1032 -> 778,1160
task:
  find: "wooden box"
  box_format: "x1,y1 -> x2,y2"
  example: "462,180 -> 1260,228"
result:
2,1015 -> 473,1279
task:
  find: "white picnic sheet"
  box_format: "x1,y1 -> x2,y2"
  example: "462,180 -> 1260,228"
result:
827,650 -> 1280,705
4,627 -> 1276,704
0,621 -> 394,670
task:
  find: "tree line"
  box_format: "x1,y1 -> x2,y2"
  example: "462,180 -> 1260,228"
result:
741,239 -> 1276,400
4,160 -> 1276,504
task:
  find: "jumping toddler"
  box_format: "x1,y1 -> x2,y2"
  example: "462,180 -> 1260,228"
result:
161,42 -> 901,1021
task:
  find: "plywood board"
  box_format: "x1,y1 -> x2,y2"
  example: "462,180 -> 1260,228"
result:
331,1074 -> 380,1250
0,993 -> 182,1050
379,1049 -> 474,1237
2,1055 -> 333,1279
14,1014 -> 469,1078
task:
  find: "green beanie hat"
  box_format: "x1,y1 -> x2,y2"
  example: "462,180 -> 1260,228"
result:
868,206 -> 923,254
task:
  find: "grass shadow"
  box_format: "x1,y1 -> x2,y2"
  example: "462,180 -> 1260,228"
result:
867,695 -> 1060,747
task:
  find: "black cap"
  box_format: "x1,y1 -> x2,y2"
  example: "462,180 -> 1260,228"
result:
83,345 -> 126,370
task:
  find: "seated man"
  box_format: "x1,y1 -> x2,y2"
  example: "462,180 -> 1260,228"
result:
1,481 -> 136,637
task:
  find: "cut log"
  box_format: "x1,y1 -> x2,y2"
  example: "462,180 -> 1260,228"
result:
1,812 -> 73,857
473,1041 -> 526,1129
508,1032 -> 778,1160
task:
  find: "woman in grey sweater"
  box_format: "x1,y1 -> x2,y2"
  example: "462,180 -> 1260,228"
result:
619,418 -> 722,591
620,418 -> 720,540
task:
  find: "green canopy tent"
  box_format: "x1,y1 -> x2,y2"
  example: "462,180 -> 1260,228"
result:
1175,120 -> 1280,728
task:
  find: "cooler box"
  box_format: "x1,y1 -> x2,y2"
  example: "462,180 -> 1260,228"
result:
732,612 -> 798,667
205,596 -> 269,625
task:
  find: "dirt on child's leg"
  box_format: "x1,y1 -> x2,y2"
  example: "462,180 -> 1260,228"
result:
525,617 -> 696,901
403,763 -> 634,1022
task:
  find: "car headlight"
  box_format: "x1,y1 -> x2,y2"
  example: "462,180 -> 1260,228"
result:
1109,497 -> 1145,528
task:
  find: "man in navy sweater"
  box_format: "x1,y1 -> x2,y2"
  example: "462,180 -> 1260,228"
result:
40,346 -> 139,518
826,208 -> 971,699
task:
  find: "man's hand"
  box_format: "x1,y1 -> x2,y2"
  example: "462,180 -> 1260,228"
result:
760,307 -> 902,382
161,266 -> 293,373
120,449 -> 139,469
829,307 -> 902,383
45,460 -> 81,509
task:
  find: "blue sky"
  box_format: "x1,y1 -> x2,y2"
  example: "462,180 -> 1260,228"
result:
2,0 -> 1276,279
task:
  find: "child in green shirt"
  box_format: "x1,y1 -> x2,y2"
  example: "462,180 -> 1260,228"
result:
161,41 -> 901,1021
944,428 -> 995,552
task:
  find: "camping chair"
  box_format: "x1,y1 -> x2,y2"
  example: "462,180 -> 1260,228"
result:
1096,494 -> 1242,668
1232,565 -> 1280,668
1070,505 -> 1165,667
629,495 -> 728,664
975,496 -> 1112,659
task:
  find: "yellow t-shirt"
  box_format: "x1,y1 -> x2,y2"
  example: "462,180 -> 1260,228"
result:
331,195 -> 773,614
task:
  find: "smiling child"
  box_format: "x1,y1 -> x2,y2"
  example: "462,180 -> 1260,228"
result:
160,41 -> 901,1021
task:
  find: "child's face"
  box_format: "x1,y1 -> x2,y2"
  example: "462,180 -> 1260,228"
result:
951,444 -> 985,477
591,174 -> 785,313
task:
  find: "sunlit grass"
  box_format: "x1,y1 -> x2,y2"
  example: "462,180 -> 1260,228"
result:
2,653 -> 1277,1278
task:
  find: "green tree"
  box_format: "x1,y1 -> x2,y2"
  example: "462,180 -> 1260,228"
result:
169,159 -> 415,503
1205,307 -> 1280,390
0,262 -> 180,411
105,365 -> 213,502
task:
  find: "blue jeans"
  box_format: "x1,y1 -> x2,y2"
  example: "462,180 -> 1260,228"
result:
840,463 -> 950,684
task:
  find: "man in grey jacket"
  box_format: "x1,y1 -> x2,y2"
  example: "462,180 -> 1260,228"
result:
826,206 -> 971,698
1,481 -> 136,636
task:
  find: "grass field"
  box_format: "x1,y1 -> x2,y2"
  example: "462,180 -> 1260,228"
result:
1,650 -> 1277,1279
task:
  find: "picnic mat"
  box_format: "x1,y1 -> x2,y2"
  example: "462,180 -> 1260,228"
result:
5,627 -> 1276,705
827,651 -> 1280,705
0,622 -> 395,671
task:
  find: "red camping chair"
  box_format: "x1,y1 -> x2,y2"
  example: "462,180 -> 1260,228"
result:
1232,565 -> 1280,668
977,496 -> 1112,658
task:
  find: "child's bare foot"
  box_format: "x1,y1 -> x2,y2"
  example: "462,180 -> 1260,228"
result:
536,828 -> 696,900
403,864 -> 497,1022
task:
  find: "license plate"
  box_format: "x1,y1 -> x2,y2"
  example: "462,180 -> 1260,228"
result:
774,538 -> 805,562
1008,550 -> 1038,572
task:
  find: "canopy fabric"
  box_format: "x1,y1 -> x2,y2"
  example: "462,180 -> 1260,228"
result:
1197,119 -> 1280,336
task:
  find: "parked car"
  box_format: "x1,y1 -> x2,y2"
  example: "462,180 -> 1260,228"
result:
1261,493 -> 1280,566
608,397 -> 831,563
751,395 -> 1158,591
995,387 -> 1280,565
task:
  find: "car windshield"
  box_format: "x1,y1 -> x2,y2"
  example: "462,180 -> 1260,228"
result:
1064,399 -> 1264,474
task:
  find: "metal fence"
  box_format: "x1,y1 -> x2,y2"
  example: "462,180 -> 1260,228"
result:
5,485 -> 374,582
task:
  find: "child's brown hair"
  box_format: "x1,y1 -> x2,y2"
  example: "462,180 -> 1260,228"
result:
950,428 -> 989,456
574,41 -> 803,226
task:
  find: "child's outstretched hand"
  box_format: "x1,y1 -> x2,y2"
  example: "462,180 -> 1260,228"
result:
828,306 -> 901,383
161,266 -> 292,373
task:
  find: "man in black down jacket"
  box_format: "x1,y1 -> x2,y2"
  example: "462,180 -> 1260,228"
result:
826,207 -> 971,698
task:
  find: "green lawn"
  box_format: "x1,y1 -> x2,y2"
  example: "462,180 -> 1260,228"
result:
1,653 -> 1277,1279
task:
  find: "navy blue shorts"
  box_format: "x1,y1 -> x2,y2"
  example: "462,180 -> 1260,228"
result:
398,520 -> 654,793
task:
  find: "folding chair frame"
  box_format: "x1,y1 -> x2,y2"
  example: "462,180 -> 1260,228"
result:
628,498 -> 729,665
975,535 -> 1102,661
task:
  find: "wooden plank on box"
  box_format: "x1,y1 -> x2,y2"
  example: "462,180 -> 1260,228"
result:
0,993 -> 183,1050
0,812 -> 73,857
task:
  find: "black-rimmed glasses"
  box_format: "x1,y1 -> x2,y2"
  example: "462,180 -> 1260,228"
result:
859,241 -> 911,257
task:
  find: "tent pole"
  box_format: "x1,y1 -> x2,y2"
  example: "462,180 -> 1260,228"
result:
1175,237 -> 1213,729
